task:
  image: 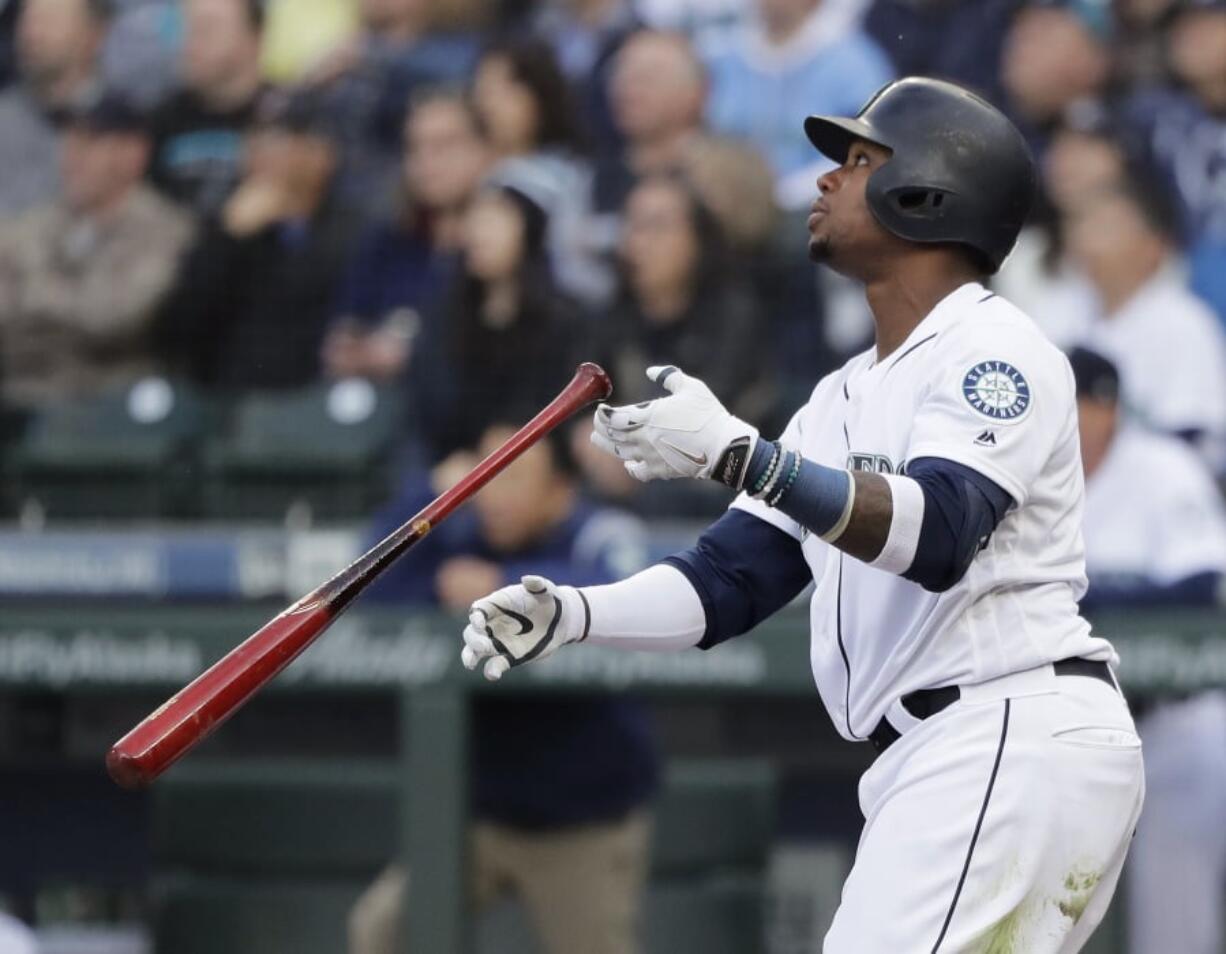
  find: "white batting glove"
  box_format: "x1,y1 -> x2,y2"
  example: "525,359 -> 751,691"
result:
591,366 -> 759,487
460,575 -> 589,681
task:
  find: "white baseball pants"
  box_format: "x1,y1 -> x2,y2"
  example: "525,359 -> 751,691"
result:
824,663 -> 1145,953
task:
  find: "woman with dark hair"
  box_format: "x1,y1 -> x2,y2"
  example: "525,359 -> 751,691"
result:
322,89 -> 491,381
578,173 -> 774,516
471,35 -> 587,157
471,36 -> 613,305
409,181 -> 582,465
605,173 -> 773,421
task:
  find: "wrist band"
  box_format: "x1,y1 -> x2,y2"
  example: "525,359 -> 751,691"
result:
757,449 -> 787,501
819,471 -> 857,543
751,442 -> 781,499
768,451 -> 802,508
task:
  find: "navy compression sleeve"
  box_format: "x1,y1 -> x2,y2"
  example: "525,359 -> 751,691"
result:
903,457 -> 1013,593
663,509 -> 812,650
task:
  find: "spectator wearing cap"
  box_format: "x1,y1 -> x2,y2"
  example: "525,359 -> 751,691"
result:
1121,0 -> 1226,327
701,0 -> 893,210
305,0 -> 480,216
0,94 -> 194,411
322,89 -> 492,382
1061,176 -> 1226,469
157,89 -> 356,392
473,36 -> 612,306
1067,346 -> 1226,954
0,0 -> 109,217
146,0 -> 266,217
999,0 -> 1113,157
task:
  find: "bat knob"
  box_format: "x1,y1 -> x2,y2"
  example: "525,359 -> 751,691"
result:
106,747 -> 150,790
576,362 -> 613,402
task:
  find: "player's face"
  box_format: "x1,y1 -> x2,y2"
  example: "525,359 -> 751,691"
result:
1077,396 -> 1117,479
808,139 -> 893,274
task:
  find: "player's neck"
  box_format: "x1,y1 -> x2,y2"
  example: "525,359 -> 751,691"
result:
864,259 -> 981,361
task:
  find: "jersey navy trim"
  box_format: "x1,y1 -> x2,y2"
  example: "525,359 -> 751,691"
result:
836,555 -> 861,739
886,332 -> 940,374
931,699 -> 1011,953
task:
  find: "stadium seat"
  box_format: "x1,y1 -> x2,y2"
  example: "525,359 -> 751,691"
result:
4,378 -> 209,520
150,756 -> 776,954
202,379 -> 403,522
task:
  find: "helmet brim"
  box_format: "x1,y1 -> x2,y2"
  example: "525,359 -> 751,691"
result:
804,116 -> 888,164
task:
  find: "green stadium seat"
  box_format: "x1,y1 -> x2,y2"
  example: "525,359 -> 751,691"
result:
150,757 -> 776,954
4,378 -> 209,519
202,379 -> 403,521
152,759 -> 399,878
153,875 -> 362,954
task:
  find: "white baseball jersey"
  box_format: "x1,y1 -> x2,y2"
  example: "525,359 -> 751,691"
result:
1083,424 -> 1226,582
735,281 -> 1114,741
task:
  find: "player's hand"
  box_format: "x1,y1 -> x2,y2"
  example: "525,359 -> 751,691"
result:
460,575 -> 588,681
591,366 -> 759,487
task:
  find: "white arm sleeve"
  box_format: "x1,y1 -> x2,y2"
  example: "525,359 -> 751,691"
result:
580,564 -> 706,651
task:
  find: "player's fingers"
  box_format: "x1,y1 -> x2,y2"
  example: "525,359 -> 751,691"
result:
483,655 -> 510,682
600,403 -> 650,433
521,575 -> 552,603
590,428 -> 622,459
461,624 -> 494,669
625,459 -> 653,483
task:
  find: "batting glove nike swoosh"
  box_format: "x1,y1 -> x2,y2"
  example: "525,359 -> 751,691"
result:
461,575 -> 589,681
591,366 -> 759,487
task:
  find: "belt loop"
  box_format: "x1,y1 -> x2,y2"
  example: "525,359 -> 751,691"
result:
885,697 -> 924,735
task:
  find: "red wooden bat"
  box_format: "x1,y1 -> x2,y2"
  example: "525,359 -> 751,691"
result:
107,363 -> 613,789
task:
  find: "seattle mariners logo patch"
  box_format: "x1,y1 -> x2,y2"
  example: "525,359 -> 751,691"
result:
962,361 -> 1031,422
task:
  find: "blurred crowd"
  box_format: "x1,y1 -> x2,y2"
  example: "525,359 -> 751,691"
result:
1,2 -> 1226,951
0,0 -> 1225,515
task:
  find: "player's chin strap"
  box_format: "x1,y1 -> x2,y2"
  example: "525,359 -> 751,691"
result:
738,438 -> 856,543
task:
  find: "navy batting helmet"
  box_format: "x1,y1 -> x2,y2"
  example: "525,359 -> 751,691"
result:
804,77 -> 1037,273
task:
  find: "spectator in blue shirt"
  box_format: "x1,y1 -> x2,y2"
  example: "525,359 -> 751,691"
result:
350,418 -> 658,954
701,0 -> 893,209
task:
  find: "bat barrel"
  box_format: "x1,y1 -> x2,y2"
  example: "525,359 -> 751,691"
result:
106,603 -> 334,788
106,363 -> 613,789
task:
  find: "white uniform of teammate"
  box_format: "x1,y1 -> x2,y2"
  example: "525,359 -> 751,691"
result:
1080,425 -> 1226,954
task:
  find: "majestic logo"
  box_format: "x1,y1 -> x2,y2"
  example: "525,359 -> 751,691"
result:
974,430 -> 997,446
962,361 -> 1031,422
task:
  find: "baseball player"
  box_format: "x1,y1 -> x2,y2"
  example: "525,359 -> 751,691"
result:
462,78 -> 1145,952
1068,348 -> 1226,954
